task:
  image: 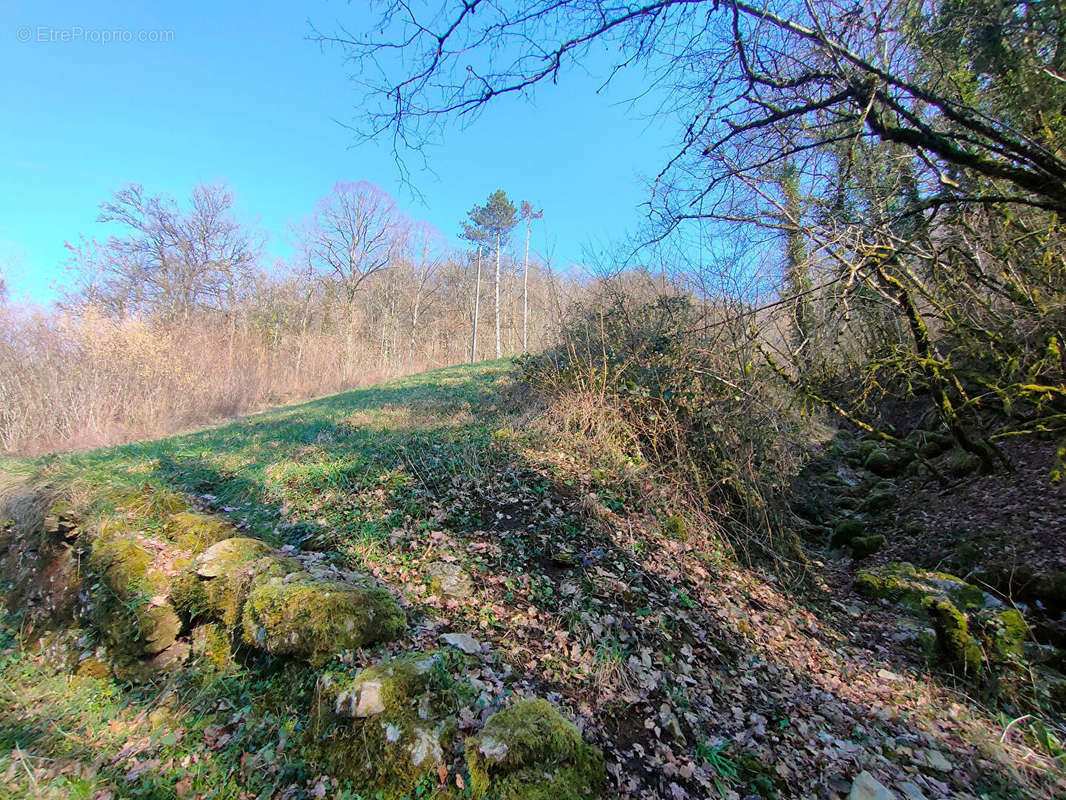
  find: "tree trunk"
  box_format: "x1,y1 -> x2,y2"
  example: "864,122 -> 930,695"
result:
523,220 -> 531,353
470,245 -> 482,363
494,235 -> 502,359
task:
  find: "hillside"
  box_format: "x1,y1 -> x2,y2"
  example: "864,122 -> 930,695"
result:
1,361 -> 1063,800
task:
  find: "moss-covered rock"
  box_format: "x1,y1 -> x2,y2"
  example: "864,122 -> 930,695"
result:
89,535 -> 180,659
924,595 -> 984,676
946,449 -> 982,477
850,534 -> 885,559
859,488 -> 898,514
331,652 -> 440,718
195,537 -> 277,578
242,577 -> 405,665
190,623 -> 237,672
864,449 -> 902,477
986,608 -> 1027,660
311,652 -> 462,798
830,518 -> 865,548
89,536 -> 158,598
855,562 -> 988,613
178,537 -> 301,626
466,698 -> 606,800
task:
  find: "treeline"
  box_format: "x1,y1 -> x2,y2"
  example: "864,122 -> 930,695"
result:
0,181 -> 573,454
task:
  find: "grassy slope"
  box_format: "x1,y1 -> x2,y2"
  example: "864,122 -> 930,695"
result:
1,361 -> 1064,799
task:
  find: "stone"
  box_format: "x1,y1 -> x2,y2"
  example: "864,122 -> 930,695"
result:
441,632 -> 482,654
847,771 -> 896,800
831,519 -> 866,548
921,748 -> 952,773
241,577 -> 406,665
865,450 -> 902,477
898,781 -> 928,800
850,535 -> 886,558
466,698 -> 606,800
196,537 -> 276,578
425,561 -> 474,599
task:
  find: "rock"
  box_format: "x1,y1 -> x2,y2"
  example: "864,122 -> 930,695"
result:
332,652 -> 441,718
847,771 -> 896,800
898,781 -> 928,800
860,489 -> 898,514
466,698 -> 606,800
195,537 -> 276,578
850,535 -> 886,558
855,562 -> 987,614
165,511 -> 235,555
441,632 -> 482,654
190,623 -> 236,671
865,450 -> 902,477
313,652 -> 469,797
425,561 -> 474,599
176,537 -> 302,626
924,595 -> 983,676
921,748 -> 952,773
242,577 -> 406,665
831,519 -> 866,548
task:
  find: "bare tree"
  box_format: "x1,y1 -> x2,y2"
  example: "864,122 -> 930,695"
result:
302,181 -> 407,378
67,182 -> 260,321
519,201 -> 544,353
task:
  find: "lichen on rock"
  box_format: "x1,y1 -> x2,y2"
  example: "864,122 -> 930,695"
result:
466,698 -> 606,800
242,576 -> 405,665
311,652 -> 460,798
855,562 -> 988,613
924,595 -> 984,676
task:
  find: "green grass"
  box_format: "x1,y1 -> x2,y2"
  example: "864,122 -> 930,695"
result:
0,360 -> 610,799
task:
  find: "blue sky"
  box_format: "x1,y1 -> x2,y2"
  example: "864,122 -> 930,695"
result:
0,0 -> 678,306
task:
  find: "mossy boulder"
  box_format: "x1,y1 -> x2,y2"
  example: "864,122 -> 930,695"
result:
195,537 -> 277,578
89,535 -> 180,659
466,698 -> 606,800
312,652 -> 462,798
242,576 -> 405,665
830,518 -> 865,548
89,536 -> 162,598
331,651 -> 441,718
946,449 -> 982,477
850,535 -> 885,559
855,562 -> 988,613
864,449 -> 902,477
176,537 -> 301,626
859,488 -> 898,514
190,623 -> 237,672
165,511 -> 235,555
986,608 -> 1027,660
924,595 -> 984,676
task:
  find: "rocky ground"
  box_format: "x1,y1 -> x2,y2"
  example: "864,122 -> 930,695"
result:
1,362 -> 1063,799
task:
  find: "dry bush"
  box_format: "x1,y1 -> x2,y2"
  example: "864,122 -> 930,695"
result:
520,280 -> 816,566
0,306 -> 453,455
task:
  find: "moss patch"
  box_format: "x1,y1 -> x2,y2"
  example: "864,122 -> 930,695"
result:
855,562 -> 987,613
466,698 -> 605,800
924,595 -> 984,676
850,534 -> 885,558
311,652 -> 465,798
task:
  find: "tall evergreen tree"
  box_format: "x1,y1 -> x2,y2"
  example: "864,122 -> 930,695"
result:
467,190 -> 516,358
